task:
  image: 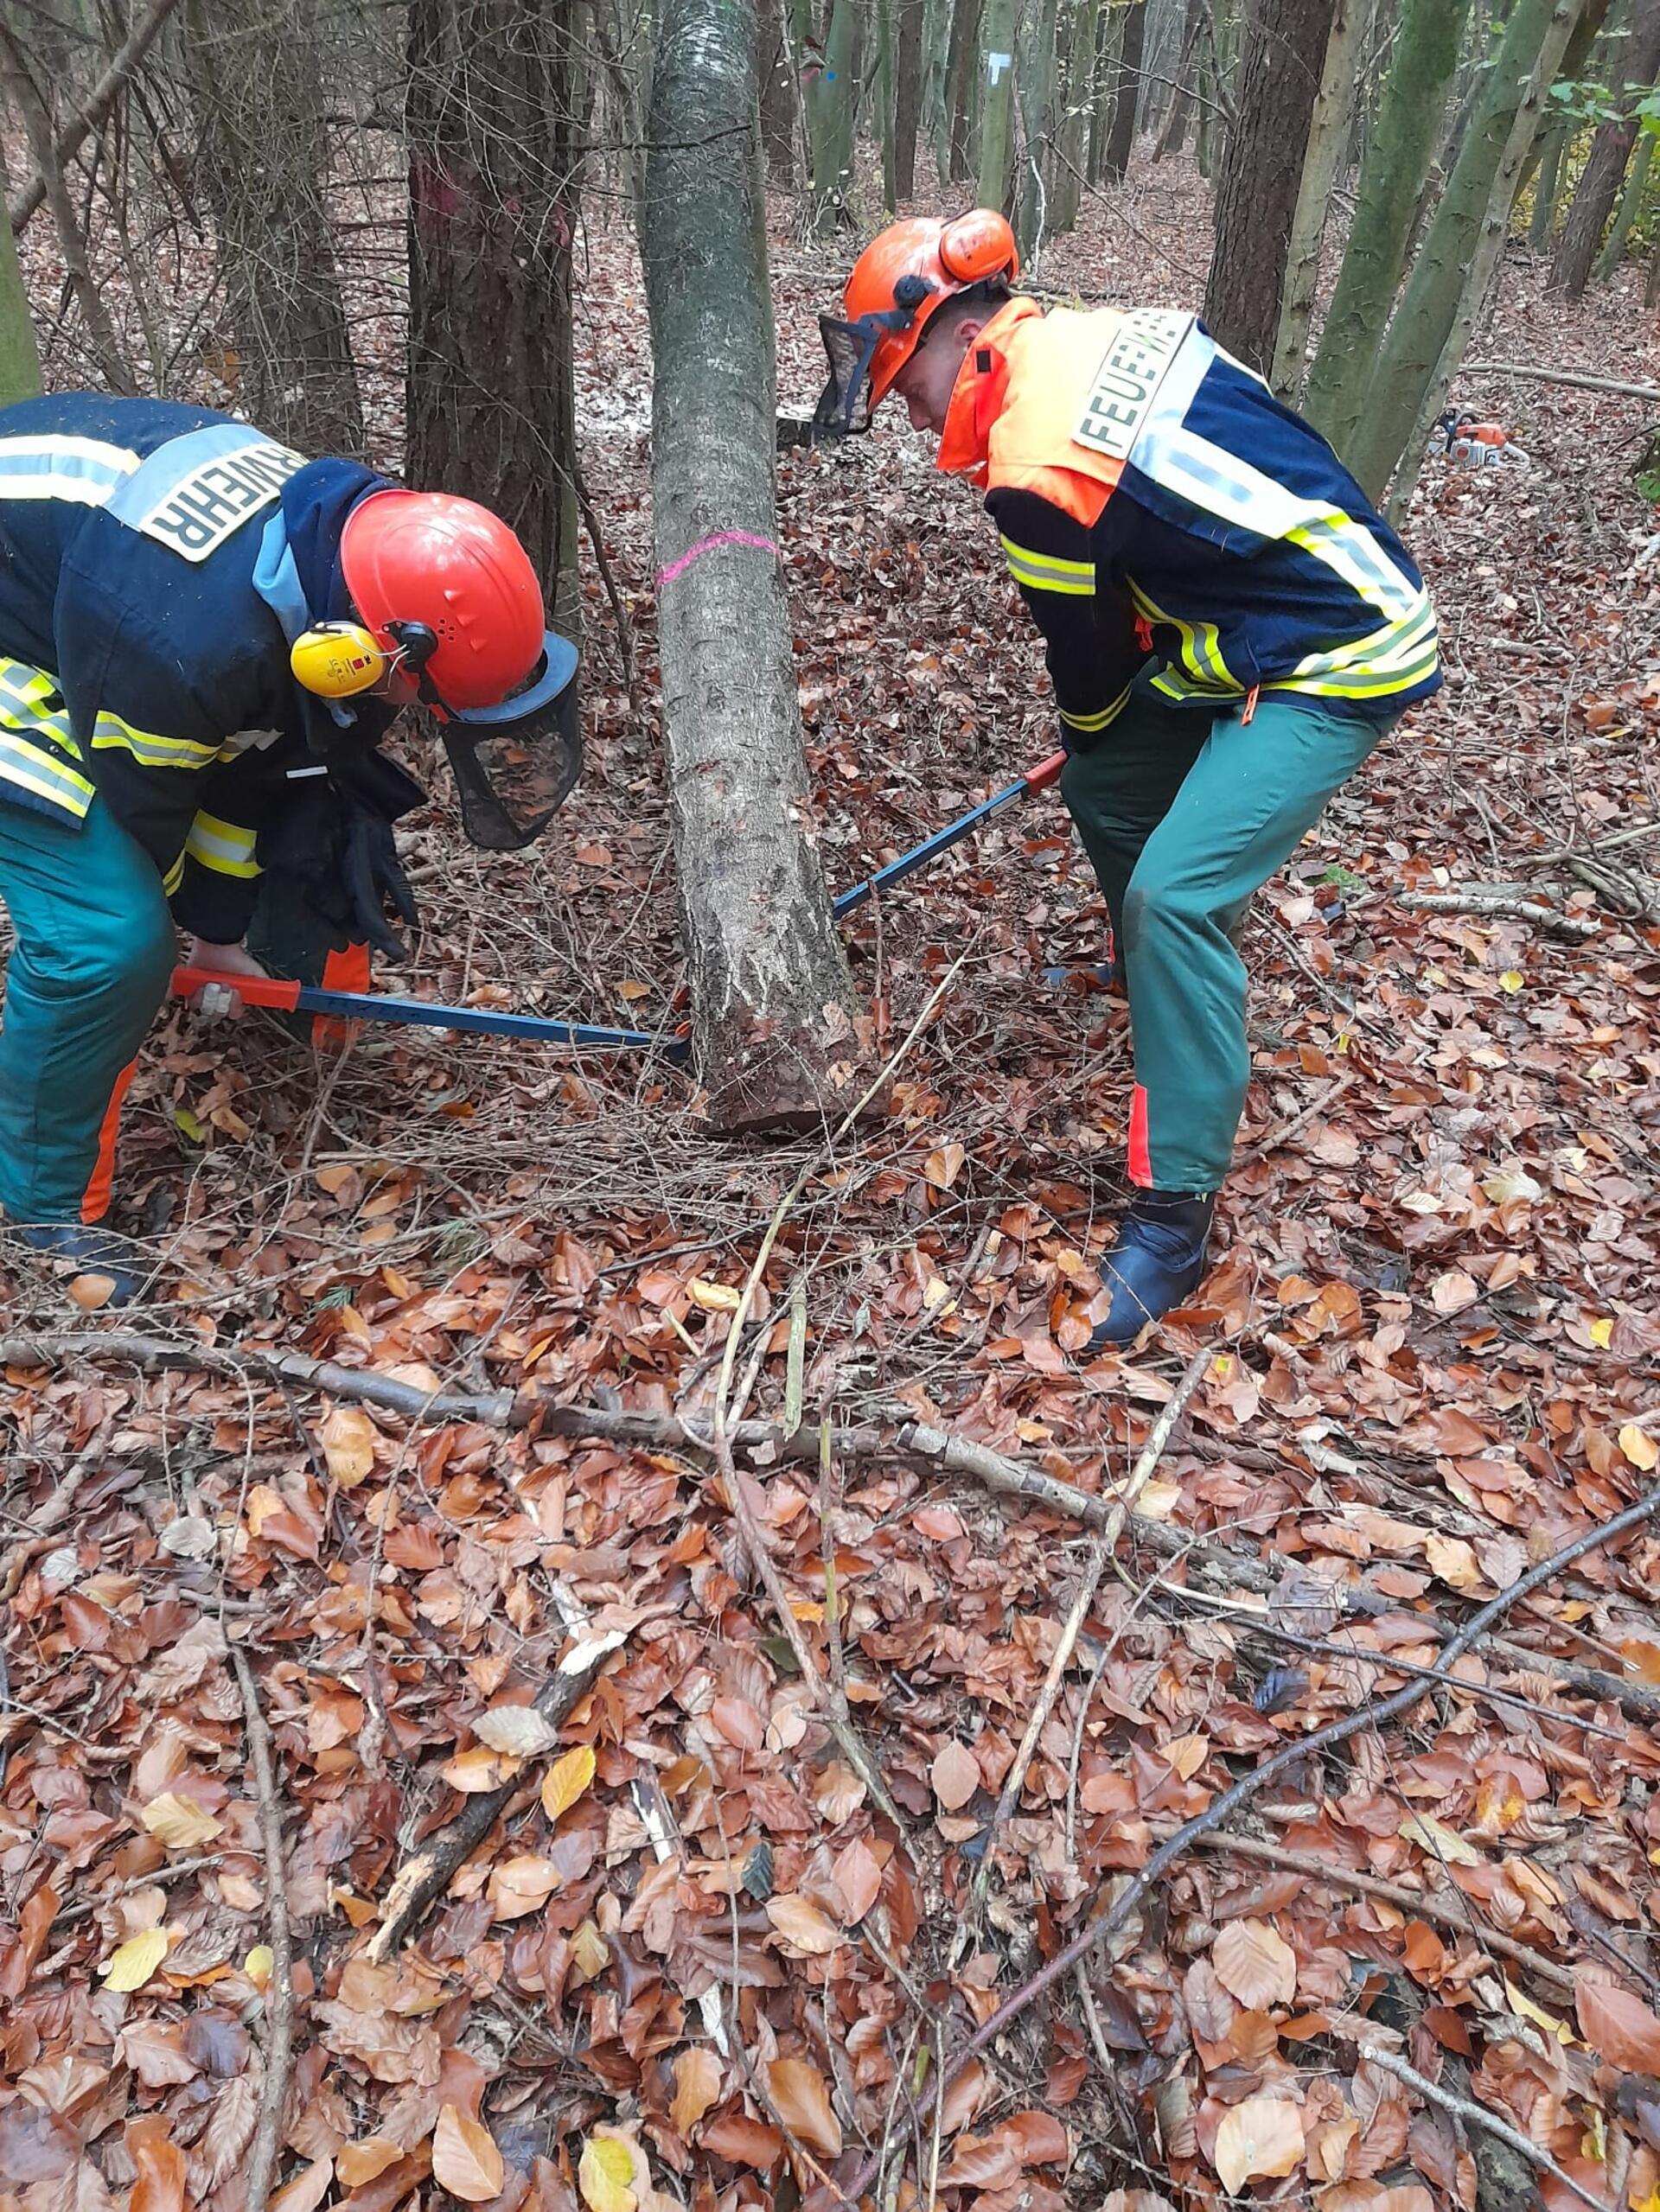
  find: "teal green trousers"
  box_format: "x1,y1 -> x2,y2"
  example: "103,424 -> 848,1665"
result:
0,797 -> 176,1223
1060,692 -> 1389,1193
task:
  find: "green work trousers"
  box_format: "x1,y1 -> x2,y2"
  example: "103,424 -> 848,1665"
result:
0,796 -> 177,1224
1060,691 -> 1389,1193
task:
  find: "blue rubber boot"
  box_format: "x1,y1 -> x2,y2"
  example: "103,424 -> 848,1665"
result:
5,1219 -> 147,1306
1086,1194 -> 1215,1351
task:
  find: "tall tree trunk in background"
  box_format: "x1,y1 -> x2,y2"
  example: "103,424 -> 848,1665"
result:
1515,0 -> 1610,202
757,0 -> 797,183
1203,0 -> 1337,374
1303,0 -> 1472,460
1552,0 -> 1660,294
1595,126 -> 1655,276
1344,0 -> 1582,502
894,0 -> 924,194
1155,0 -> 1204,158
802,0 -> 859,226
975,0 -> 1019,209
1016,0 -> 1061,255
1101,0 -> 1148,182
1086,0 -> 1120,182
0,145 -> 42,405
642,0 -> 866,1131
1271,0 -> 1366,396
1050,0 -> 1101,226
1529,115 -> 1568,245
182,0 -> 361,453
947,0 -> 984,180
877,0 -> 899,210
405,0 -> 581,628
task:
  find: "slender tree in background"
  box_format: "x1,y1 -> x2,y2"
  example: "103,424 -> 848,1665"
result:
405,0 -> 582,628
1553,0 -> 1660,293
642,0 -> 866,1130
1516,0 -> 1612,203
757,0 -> 798,184
1101,0 -> 1148,183
184,0 -> 363,456
1015,0 -> 1060,253
1050,0 -> 1102,229
1303,0 -> 1472,455
1529,112 -> 1571,245
894,0 -> 925,196
1344,0 -> 1584,502
1270,0 -> 1365,397
1154,0 -> 1204,158
946,0 -> 984,181
975,0 -> 1019,209
1594,123 -> 1657,276
800,0 -> 859,226
1203,0 -> 1337,375
0,153 -> 42,405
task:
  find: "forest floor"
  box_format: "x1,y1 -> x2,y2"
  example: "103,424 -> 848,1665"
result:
3,162 -> 1660,2212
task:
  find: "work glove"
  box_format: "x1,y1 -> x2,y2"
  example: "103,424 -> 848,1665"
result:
261,749 -> 427,963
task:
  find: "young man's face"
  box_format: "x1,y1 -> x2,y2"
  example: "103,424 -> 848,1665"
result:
889,310 -> 986,436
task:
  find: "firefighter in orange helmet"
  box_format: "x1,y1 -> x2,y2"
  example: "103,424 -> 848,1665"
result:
0,392 -> 580,1303
817,214 -> 1441,1348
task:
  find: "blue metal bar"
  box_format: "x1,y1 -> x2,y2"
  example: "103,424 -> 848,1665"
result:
831,749 -> 1067,918
290,985 -> 691,1060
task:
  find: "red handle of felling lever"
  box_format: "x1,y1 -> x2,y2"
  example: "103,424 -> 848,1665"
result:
1024,748 -> 1069,793
170,965 -> 304,1011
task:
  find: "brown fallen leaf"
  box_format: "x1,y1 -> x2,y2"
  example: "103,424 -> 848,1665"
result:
1576,1979 -> 1660,2073
670,2047 -> 722,2136
930,1737 -> 980,1812
1213,2095 -> 1304,2192
765,2057 -> 842,2158
1212,1918 -> 1297,2011
764,1894 -> 843,1955
431,2105 -> 505,2203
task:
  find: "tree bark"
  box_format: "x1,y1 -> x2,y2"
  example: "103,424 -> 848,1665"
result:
0,139 -> 41,404
947,0 -> 984,181
975,0 -> 1020,210
1100,0 -> 1148,183
894,0 -> 925,194
1202,0 -> 1338,376
802,0 -> 859,228
1016,0 -> 1061,254
1303,0 -> 1471,457
1154,0 -> 1204,158
1551,0 -> 1660,296
1343,0 -> 1584,501
757,0 -> 798,184
405,0 -> 581,627
184,0 -> 362,456
1594,126 -> 1656,277
1529,115 -> 1567,247
1270,0 -> 1366,397
1050,0 -> 1101,227
1515,0 -> 1612,203
641,0 -> 867,1133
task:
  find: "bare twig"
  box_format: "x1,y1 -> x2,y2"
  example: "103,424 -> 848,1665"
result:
1191,1833 -> 1577,1996
1245,1072 -> 1357,1158
1456,358 -> 1660,404
230,1646 -> 294,2212
960,1349 -> 1216,1941
840,1476 -> 1660,2206
367,1629 -> 627,1960
1360,2043 -> 1611,2212
54,1853 -> 226,1928
1397,890 -> 1599,940
8,0 -> 182,231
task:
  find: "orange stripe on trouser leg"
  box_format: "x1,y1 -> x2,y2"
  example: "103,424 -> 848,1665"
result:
316,942 -> 370,1045
80,1057 -> 139,1224
1127,1083 -> 1152,1188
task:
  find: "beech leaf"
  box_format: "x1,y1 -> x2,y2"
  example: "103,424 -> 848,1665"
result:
103,1928 -> 171,1993
431,2105 -> 505,2202
578,2133 -> 638,2212
140,1793 -> 223,1850
474,1705 -> 560,1756
1212,1918 -> 1298,2011
930,1737 -> 980,1812
764,1893 -> 843,1954
542,1743 -> 597,1820
1212,2096 -> 1305,2191
1577,1980 -> 1660,2072
765,2058 -> 843,2158
670,2048 -> 722,2136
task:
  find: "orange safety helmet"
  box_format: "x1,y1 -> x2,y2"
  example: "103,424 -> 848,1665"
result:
338,489 -> 582,850
815,210 -> 1020,437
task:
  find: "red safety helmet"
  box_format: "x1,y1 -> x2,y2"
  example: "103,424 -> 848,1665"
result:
339,489 -> 581,849
815,210 -> 1019,437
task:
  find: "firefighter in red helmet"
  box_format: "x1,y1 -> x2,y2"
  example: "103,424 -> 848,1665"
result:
0,392 -> 580,1303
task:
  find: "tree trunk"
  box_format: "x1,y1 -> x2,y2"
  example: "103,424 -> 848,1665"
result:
1101,0 -> 1148,183
1303,0 -> 1471,456
757,0 -> 797,183
1595,126 -> 1655,277
804,0 -> 859,226
1203,0 -> 1338,375
975,0 -> 1020,209
1515,0 -> 1612,201
894,0 -> 925,194
1552,0 -> 1660,295
1271,0 -> 1367,397
1529,115 -> 1568,246
1016,0 -> 1061,255
0,140 -> 42,405
878,0 -> 899,210
641,0 -> 866,1132
183,0 -> 361,454
947,0 -> 984,180
405,0 -> 581,630
1086,0 -> 1120,182
1648,216 -> 1660,303
1344,0 -> 1582,503
1050,0 -> 1101,226
1154,0 -> 1204,158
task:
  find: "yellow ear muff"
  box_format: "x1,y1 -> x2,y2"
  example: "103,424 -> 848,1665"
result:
290,622 -> 391,699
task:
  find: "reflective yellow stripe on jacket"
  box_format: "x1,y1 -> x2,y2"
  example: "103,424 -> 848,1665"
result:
184,810 -> 259,878
0,655 -> 94,820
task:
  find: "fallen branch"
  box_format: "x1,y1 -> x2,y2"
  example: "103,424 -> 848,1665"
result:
1361,2043 -> 1610,2212
367,1629 -> 626,1960
840,1476 -> 1660,2206
1191,1832 -> 1576,1997
1456,357 -> 1660,405
230,1646 -> 294,2212
1245,1072 -> 1357,1158
1397,890 -> 1600,941
960,1348 -> 1216,1941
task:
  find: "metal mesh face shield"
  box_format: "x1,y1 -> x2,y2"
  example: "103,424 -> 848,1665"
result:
434,632 -> 584,851
814,316 -> 884,437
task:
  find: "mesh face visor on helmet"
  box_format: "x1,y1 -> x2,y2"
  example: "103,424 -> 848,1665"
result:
393,622 -> 583,851
814,276 -> 935,438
